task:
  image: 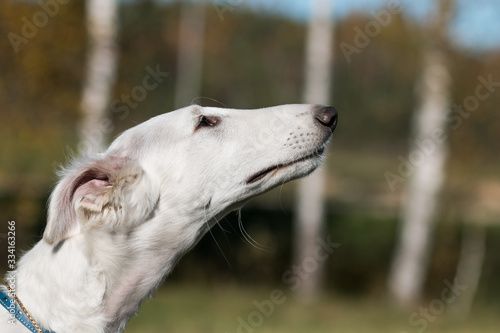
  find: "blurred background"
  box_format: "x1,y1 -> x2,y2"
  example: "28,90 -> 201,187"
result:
1,0 -> 499,332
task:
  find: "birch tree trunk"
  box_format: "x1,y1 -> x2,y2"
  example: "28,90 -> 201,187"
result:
387,0 -> 454,307
294,0 -> 334,301
450,225 -> 485,317
79,0 -> 119,155
174,1 -> 206,109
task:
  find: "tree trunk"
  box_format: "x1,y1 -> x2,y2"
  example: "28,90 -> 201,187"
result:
450,225 -> 485,317
174,1 -> 206,109
79,0 -> 119,155
387,0 -> 454,307
294,0 -> 334,301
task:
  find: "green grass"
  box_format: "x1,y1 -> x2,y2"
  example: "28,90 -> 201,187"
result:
125,284 -> 499,333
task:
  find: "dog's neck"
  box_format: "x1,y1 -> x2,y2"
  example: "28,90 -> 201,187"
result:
15,234 -> 176,332
15,237 -> 108,332
14,213 -> 215,333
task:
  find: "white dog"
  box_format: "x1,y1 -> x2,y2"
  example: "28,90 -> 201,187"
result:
1,104 -> 337,333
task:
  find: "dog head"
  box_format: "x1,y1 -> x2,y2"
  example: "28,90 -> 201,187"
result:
44,104 -> 337,246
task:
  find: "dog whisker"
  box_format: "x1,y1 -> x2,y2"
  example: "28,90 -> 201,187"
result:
278,182 -> 288,216
204,206 -> 232,268
237,210 -> 270,252
190,96 -> 228,108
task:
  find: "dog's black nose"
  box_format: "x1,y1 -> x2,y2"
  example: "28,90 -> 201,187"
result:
315,105 -> 338,131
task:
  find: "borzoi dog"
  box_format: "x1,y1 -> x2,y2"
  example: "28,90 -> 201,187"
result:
1,104 -> 337,332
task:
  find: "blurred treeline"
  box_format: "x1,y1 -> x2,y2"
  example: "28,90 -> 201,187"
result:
0,1 -> 499,301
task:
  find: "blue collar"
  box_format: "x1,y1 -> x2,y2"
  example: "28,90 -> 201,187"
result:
0,286 -> 54,333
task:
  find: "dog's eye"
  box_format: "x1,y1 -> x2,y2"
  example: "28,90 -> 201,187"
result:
196,115 -> 220,129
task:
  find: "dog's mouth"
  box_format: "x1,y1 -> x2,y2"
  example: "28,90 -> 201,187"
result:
246,147 -> 325,184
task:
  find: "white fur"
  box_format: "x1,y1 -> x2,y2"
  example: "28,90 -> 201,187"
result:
1,104 -> 336,332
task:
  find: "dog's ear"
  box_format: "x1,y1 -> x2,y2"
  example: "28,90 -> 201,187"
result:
44,156 -> 159,245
